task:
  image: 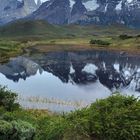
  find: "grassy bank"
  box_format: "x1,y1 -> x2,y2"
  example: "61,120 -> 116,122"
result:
0,20 -> 140,61
1,33 -> 140,62
0,39 -> 37,62
29,35 -> 140,54
0,86 -> 140,140
0,40 -> 26,62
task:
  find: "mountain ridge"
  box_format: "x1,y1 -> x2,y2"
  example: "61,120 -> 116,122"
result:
0,0 -> 140,28
29,0 -> 140,28
0,0 -> 41,25
0,20 -> 139,38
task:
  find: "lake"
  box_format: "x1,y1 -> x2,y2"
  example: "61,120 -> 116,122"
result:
0,48 -> 140,112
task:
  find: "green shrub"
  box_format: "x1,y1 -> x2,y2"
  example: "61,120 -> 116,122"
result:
90,39 -> 111,46
0,86 -> 20,111
0,119 -> 35,140
88,94 -> 140,140
0,120 -> 13,139
119,34 -> 133,40
36,116 -> 66,140
65,94 -> 140,140
11,120 -> 36,140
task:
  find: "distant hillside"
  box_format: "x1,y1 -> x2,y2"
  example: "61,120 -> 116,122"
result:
0,20 -> 62,38
0,20 -> 139,39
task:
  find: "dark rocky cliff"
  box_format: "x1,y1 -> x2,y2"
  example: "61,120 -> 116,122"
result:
29,0 -> 140,28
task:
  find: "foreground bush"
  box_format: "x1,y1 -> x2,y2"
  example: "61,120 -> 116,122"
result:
0,120 -> 13,139
0,86 -> 20,111
36,116 -> 66,140
11,120 -> 36,140
0,86 -> 35,140
0,120 -> 35,140
30,94 -> 140,140
65,94 -> 140,140
0,86 -> 139,140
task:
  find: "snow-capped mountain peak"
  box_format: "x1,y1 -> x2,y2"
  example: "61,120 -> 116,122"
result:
0,0 -> 140,28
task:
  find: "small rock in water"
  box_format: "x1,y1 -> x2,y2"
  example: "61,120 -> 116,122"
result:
120,51 -> 126,55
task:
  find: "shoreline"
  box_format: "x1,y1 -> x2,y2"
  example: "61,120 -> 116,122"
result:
30,43 -> 140,56
0,38 -> 140,63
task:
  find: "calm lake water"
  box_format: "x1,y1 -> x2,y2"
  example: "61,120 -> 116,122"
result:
0,49 -> 140,112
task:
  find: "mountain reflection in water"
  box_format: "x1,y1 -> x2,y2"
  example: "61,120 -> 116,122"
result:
0,50 -> 139,111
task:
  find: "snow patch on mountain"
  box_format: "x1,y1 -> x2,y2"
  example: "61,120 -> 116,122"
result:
114,63 -> 120,73
2,0 -> 140,27
127,0 -> 133,3
35,0 -> 47,3
70,64 -> 75,74
83,0 -> 99,11
70,0 -> 75,8
82,64 -> 98,74
116,1 -> 122,10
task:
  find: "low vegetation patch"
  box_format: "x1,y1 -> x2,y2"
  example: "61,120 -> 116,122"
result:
90,39 -> 111,46
119,34 -> 134,40
0,40 -> 24,62
0,86 -> 140,140
19,96 -> 87,108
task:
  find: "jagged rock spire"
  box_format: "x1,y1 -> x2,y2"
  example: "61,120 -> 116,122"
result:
0,0 -> 39,25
